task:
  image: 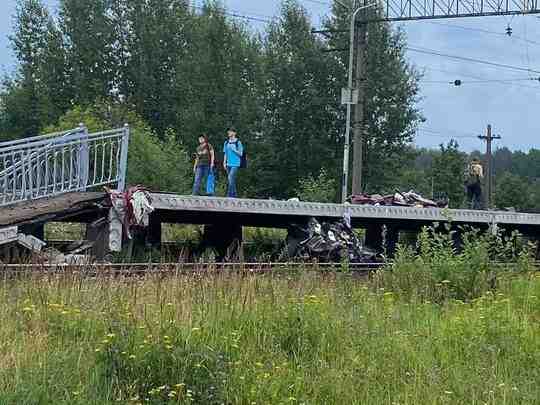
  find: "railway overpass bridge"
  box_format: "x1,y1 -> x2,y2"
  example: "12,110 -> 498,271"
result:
2,191 -> 540,260
1,127 -> 540,260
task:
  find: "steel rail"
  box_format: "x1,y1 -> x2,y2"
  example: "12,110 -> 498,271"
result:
0,261 -> 537,278
0,262 -> 384,277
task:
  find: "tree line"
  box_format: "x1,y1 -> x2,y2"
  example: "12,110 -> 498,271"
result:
396,141 -> 540,212
0,0 -> 421,200
1,0 -> 536,211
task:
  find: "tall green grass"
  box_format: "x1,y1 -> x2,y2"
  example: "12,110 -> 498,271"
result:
1,262 -> 540,404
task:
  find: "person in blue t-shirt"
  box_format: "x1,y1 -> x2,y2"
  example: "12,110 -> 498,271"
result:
223,128 -> 243,198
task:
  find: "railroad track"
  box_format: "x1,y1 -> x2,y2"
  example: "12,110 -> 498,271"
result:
0,262 -> 385,277
1,261 -> 538,278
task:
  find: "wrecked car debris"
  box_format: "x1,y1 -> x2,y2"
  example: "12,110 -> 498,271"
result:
351,190 -> 447,208
286,218 -> 378,263
106,185 -> 155,239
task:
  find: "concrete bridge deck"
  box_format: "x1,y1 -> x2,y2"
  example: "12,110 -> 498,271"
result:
0,192 -> 106,228
2,192 -> 540,258
2,192 -> 540,232
150,193 -> 540,233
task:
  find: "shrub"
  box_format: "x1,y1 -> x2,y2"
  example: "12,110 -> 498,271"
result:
296,168 -> 337,203
373,225 -> 536,303
45,102 -> 192,193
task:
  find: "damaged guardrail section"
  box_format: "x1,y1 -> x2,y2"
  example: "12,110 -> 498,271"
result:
0,124 -> 129,207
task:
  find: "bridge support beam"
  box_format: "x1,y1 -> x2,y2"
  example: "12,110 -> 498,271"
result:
147,215 -> 162,248
20,224 -> 45,241
86,218 -> 110,260
200,222 -> 243,262
364,224 -> 399,257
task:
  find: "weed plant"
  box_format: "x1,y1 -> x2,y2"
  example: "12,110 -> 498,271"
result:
374,226 -> 537,303
1,235 -> 540,404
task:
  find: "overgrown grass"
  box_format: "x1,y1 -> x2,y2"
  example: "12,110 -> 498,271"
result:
375,226 -> 536,303
1,261 -> 540,404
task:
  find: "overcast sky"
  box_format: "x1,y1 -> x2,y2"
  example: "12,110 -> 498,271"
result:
0,0 -> 538,152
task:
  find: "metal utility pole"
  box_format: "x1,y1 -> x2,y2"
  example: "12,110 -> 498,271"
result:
341,1 -> 376,203
478,124 -> 501,209
351,8 -> 367,196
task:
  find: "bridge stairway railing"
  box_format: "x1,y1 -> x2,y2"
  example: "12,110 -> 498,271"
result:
0,124 -> 130,207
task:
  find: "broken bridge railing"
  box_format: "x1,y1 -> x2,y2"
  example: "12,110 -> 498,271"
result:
0,124 -> 130,207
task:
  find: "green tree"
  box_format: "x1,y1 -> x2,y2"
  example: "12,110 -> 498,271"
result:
494,172 -> 531,211
59,0 -> 117,105
324,0 -> 423,193
0,0 -> 70,139
121,0 -> 192,136
432,140 -> 466,208
258,0 -> 342,198
45,102 -> 192,192
175,2 -> 264,185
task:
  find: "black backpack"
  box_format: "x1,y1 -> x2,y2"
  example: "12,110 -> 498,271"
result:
240,144 -> 248,169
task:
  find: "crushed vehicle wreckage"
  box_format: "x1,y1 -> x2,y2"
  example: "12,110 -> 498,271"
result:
351,190 -> 448,208
285,218 -> 378,263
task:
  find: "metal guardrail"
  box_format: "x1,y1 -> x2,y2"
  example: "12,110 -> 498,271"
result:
0,124 -> 129,207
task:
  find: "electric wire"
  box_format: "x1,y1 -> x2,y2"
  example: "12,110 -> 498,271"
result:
425,20 -> 540,46
420,65 -> 540,89
418,128 -> 478,138
523,17 -> 533,76
422,77 -> 539,84
407,46 -> 540,74
190,2 -> 274,23
301,0 -> 333,6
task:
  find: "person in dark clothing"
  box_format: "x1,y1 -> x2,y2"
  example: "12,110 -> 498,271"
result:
465,158 -> 484,210
192,135 -> 215,196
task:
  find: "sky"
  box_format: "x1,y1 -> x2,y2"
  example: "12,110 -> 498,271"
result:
0,0 -> 538,152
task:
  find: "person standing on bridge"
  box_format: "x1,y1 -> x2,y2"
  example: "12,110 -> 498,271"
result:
464,158 -> 484,210
223,128 -> 244,198
192,135 -> 215,196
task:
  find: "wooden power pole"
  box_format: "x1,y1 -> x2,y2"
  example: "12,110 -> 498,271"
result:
351,3 -> 367,196
478,124 -> 501,209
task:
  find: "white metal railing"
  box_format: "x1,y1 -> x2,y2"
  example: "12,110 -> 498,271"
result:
0,124 -> 130,207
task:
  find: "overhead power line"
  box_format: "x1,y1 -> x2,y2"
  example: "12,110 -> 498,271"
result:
407,46 -> 540,75
418,128 -> 478,139
315,27 -> 540,76
191,3 -> 273,23
422,66 -> 540,90
422,77 -> 540,84
425,20 -> 540,46
301,0 -> 332,5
